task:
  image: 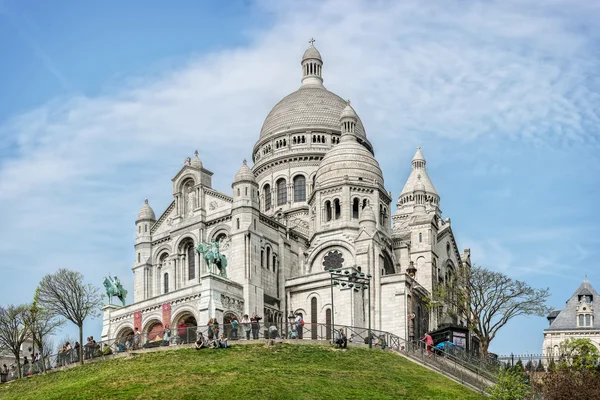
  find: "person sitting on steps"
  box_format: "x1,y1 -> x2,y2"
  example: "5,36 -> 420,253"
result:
334,328 -> 347,349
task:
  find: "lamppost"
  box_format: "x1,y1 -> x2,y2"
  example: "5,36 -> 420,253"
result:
329,266 -> 373,348
406,261 -> 417,343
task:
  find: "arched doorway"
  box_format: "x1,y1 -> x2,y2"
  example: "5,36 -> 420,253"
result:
144,320 -> 164,345
173,313 -> 197,344
223,312 -> 239,340
116,327 -> 134,351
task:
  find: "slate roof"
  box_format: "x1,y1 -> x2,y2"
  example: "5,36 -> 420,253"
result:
545,278 -> 599,331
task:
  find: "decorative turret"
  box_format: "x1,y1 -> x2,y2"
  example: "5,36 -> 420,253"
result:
191,149 -> 202,169
232,160 -> 259,227
136,198 -> 156,238
301,38 -> 323,86
340,100 -> 358,134
359,204 -> 377,232
396,147 -> 440,215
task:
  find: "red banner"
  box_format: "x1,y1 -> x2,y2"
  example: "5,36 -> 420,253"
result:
134,311 -> 142,331
162,303 -> 171,328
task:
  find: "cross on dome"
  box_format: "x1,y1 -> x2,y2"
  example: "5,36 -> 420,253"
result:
194,149 -> 199,157
309,38 -> 316,47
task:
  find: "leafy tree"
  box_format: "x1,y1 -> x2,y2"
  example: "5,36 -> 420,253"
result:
24,289 -> 66,373
427,265 -> 552,356
0,304 -> 32,378
524,360 -> 534,372
37,268 -> 102,365
514,358 -> 524,372
535,360 -> 545,372
557,337 -> 599,370
487,368 -> 530,400
542,368 -> 600,399
547,358 -> 556,372
539,339 -> 600,399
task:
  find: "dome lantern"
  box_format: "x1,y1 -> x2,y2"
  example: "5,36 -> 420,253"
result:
340,100 -> 358,135
301,38 -> 323,86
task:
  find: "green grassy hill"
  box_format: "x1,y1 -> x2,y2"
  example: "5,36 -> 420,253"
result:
0,344 -> 485,400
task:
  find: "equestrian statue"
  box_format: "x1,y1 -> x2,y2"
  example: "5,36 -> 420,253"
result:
195,240 -> 228,278
103,275 -> 128,306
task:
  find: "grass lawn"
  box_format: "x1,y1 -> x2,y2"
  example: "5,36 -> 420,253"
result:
0,343 -> 485,400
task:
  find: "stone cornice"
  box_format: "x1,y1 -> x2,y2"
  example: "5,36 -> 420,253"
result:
204,188 -> 233,203
151,201 -> 176,234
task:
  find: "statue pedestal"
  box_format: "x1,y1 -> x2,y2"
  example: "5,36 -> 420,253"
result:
101,304 -> 122,341
198,273 -> 244,325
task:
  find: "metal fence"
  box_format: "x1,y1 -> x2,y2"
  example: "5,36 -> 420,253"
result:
1,322 -> 498,393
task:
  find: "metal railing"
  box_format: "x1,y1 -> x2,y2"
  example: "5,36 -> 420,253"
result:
1,322 -> 497,393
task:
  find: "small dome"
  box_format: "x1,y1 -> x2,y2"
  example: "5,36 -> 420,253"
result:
137,199 -> 156,221
233,160 -> 256,185
302,41 -> 322,62
340,101 -> 358,121
315,132 -> 383,188
359,205 -> 377,223
191,150 -> 202,169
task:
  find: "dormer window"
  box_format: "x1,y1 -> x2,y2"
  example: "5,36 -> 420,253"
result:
576,298 -> 594,327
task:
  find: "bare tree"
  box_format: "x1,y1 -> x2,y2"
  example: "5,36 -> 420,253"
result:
0,304 -> 32,379
427,265 -> 552,357
24,289 -> 66,373
37,269 -> 102,365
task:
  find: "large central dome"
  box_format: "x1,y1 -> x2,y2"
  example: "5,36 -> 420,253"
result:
259,85 -> 366,140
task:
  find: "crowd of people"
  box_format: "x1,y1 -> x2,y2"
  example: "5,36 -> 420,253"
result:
1,313 -> 395,383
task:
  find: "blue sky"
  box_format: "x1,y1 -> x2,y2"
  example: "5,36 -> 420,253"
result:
1,0 -> 599,355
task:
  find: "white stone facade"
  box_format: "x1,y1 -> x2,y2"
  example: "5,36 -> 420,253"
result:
102,42 -> 472,343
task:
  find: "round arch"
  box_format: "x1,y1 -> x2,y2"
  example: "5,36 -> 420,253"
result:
209,225 -> 231,241
223,311 -> 240,340
175,174 -> 196,193
171,309 -> 198,344
173,233 -> 198,253
306,240 -> 355,272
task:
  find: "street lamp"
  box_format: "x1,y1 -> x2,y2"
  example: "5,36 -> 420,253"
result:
406,261 -> 417,343
329,266 -> 373,348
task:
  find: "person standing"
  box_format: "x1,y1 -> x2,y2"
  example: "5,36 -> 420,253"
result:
231,317 -> 239,340
250,312 -> 262,340
241,314 -> 251,340
295,313 -> 304,339
421,332 -> 434,356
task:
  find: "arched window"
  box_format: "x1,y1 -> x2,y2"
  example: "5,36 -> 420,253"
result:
334,199 -> 341,219
266,247 -> 271,270
164,273 -> 169,294
264,184 -> 271,211
145,224 -> 148,232
187,244 -> 195,280
273,255 -> 277,272
261,250 -> 264,267
277,178 -> 287,206
325,308 -> 332,340
293,175 -> 306,202
352,198 -> 359,219
311,297 -> 318,340
419,233 -> 423,243
245,187 -> 248,196
236,218 -> 240,229
325,200 -> 332,222
237,188 -> 240,196
362,199 -> 368,209
137,253 -> 140,263
138,226 -> 141,233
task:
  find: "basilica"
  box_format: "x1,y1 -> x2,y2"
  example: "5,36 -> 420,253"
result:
101,41 -> 472,345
